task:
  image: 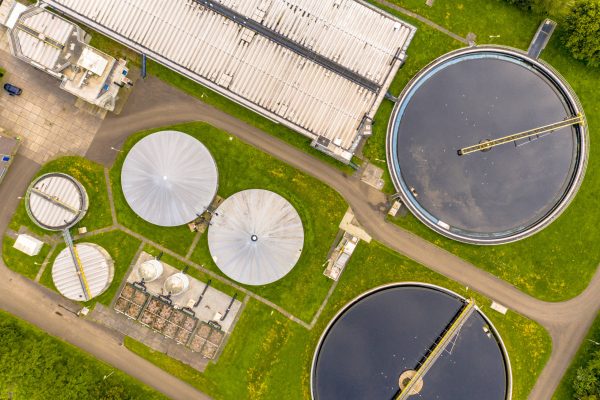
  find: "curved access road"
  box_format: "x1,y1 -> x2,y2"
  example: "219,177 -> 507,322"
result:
0,156 -> 211,400
87,76 -> 600,400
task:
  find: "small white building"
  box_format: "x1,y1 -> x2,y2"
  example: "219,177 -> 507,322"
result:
13,234 -> 44,256
0,0 -> 129,111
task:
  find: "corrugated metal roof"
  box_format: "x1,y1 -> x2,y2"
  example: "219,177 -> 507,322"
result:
52,243 -> 114,301
13,7 -> 76,70
121,131 -> 219,227
26,173 -> 87,231
208,189 -> 304,285
43,0 -> 416,157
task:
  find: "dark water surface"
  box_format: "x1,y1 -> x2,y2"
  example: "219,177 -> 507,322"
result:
313,285 -> 508,400
391,53 -> 579,235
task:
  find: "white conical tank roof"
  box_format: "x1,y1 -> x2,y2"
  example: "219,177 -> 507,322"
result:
138,259 -> 163,282
163,272 -> 190,296
208,189 -> 304,286
121,131 -> 218,227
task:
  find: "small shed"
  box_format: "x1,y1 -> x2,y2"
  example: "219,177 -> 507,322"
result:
13,234 -> 43,256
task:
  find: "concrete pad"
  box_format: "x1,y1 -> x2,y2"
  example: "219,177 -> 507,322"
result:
339,208 -> 372,243
361,162 -> 385,190
0,27 -> 104,164
128,252 -> 242,333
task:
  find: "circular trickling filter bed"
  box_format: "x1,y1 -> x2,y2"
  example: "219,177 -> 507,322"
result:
387,47 -> 587,244
311,283 -> 512,400
26,172 -> 88,231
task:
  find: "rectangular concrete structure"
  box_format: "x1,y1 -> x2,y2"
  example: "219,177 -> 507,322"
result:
41,0 -> 416,161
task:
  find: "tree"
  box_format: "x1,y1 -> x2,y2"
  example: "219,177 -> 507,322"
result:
503,0 -> 565,13
562,0 -> 600,67
573,349 -> 600,399
505,0 -> 534,10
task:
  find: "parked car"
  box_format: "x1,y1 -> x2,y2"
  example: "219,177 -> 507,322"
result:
3,83 -> 22,96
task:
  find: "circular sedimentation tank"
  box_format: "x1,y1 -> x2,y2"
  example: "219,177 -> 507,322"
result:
311,283 -> 512,400
387,47 -> 587,244
52,243 -> 114,301
26,173 -> 88,231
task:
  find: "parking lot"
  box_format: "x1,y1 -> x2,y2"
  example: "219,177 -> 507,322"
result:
0,27 -> 103,164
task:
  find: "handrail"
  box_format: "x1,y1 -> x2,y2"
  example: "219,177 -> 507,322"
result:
458,114 -> 583,156
396,299 -> 476,399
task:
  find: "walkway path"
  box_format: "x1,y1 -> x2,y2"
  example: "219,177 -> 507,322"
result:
88,76 -> 600,399
374,0 -> 469,44
0,156 -> 211,400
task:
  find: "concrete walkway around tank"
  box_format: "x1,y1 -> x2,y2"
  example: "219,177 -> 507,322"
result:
85,75 -> 600,400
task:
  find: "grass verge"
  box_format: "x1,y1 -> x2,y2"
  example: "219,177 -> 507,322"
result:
110,122 -> 346,322
553,311 -> 600,399
8,156 -> 112,237
0,310 -> 166,400
1,236 -> 51,279
127,240 -> 551,400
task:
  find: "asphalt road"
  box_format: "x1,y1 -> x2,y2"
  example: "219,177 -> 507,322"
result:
92,77 -> 600,400
0,151 -> 210,399
0,76 -> 596,400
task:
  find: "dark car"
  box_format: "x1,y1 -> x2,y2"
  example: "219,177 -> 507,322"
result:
3,83 -> 22,96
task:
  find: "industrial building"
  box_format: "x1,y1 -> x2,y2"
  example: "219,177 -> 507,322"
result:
0,0 -> 130,111
41,0 -> 416,162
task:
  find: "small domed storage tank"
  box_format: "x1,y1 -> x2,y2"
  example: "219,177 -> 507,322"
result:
163,273 -> 190,296
137,259 -> 164,282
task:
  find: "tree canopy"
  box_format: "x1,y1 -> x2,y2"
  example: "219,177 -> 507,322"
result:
562,0 -> 600,67
0,312 -> 165,400
573,349 -> 600,399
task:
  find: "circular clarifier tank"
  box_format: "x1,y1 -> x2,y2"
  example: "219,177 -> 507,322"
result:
26,173 -> 88,231
311,283 -> 512,400
387,47 -> 588,244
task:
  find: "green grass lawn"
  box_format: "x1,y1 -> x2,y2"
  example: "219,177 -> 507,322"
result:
9,156 -> 112,237
381,0 -> 541,48
39,230 -> 141,307
0,310 -> 166,400
2,236 -> 51,280
363,0 -> 600,302
110,122 -> 346,322
126,240 -> 551,400
553,311 -> 600,399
